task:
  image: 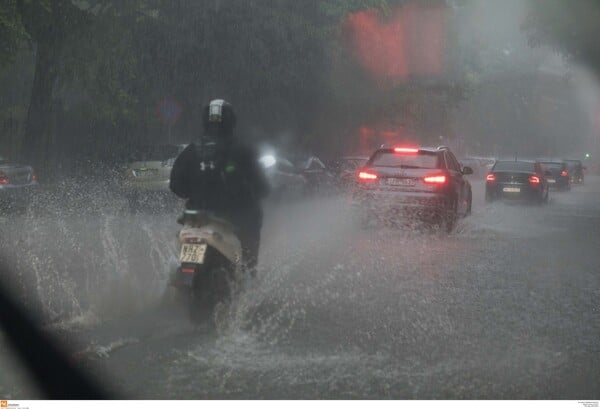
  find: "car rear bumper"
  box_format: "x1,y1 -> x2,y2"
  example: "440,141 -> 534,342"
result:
0,183 -> 38,206
486,183 -> 542,201
547,177 -> 569,189
353,189 -> 448,216
569,174 -> 584,184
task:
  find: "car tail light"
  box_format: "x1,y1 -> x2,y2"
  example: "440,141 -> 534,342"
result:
357,170 -> 378,181
423,174 -> 447,184
529,175 -> 540,184
0,174 -> 8,184
561,170 -> 568,177
393,147 -> 419,154
486,173 -> 496,182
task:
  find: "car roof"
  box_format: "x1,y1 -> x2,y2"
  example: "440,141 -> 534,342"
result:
537,158 -> 565,162
495,159 -> 537,163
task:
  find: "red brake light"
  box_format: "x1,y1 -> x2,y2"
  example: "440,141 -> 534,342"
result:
0,176 -> 8,184
358,170 -> 378,181
561,170 -> 568,177
423,174 -> 447,184
529,175 -> 540,184
486,173 -> 496,182
32,174 -> 37,181
393,147 -> 419,154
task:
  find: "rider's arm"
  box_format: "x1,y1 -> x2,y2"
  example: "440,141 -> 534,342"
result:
243,146 -> 270,200
169,145 -> 194,199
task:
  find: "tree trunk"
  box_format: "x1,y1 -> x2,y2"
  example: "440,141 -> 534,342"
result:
22,41 -> 59,177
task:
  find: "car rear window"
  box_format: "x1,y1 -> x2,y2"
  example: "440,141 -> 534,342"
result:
564,160 -> 581,169
540,162 -> 564,171
370,151 -> 440,169
493,161 -> 535,172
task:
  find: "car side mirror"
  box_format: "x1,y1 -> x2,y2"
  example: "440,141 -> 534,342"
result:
462,166 -> 473,175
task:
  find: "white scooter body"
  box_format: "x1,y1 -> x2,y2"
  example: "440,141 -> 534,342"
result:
178,211 -> 242,269
171,210 -> 242,323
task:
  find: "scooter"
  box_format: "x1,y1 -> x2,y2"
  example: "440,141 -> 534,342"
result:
169,209 -> 242,323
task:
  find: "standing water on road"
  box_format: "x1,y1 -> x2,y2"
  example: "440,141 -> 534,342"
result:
2,178 -> 599,398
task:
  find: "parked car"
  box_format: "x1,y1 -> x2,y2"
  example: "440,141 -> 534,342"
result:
353,145 -> 472,232
259,154 -> 307,201
458,157 -> 485,177
563,159 -> 585,185
538,159 -> 570,191
295,156 -> 337,195
122,144 -> 186,211
485,160 -> 549,204
478,157 -> 496,173
0,154 -> 38,213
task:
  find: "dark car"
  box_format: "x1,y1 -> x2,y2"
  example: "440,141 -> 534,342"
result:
0,155 -> 38,212
538,160 -> 570,191
353,145 -> 473,232
563,159 -> 585,185
485,160 -> 549,204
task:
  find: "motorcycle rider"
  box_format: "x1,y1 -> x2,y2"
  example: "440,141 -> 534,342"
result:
169,99 -> 269,275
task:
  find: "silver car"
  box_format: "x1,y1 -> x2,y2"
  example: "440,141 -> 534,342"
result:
122,144 -> 186,210
259,154 -> 307,201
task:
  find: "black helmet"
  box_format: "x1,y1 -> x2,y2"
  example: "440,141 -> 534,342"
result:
202,99 -> 236,137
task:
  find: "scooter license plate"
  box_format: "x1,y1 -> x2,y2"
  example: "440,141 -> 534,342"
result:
180,243 -> 208,264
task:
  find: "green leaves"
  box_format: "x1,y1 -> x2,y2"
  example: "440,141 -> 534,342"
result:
3,0 -> 476,167
524,0 -> 600,75
0,0 -> 29,68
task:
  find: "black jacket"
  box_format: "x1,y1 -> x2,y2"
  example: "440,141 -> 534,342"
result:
169,139 -> 269,218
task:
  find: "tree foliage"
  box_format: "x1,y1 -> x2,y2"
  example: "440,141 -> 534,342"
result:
1,0 -> 475,173
0,0 -> 29,69
524,0 -> 600,76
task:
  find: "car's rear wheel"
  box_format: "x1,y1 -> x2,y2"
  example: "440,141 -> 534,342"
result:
538,189 -> 549,205
466,190 -> 472,216
439,200 -> 457,233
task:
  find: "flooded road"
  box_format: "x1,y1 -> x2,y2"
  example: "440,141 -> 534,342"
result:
1,176 -> 599,398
